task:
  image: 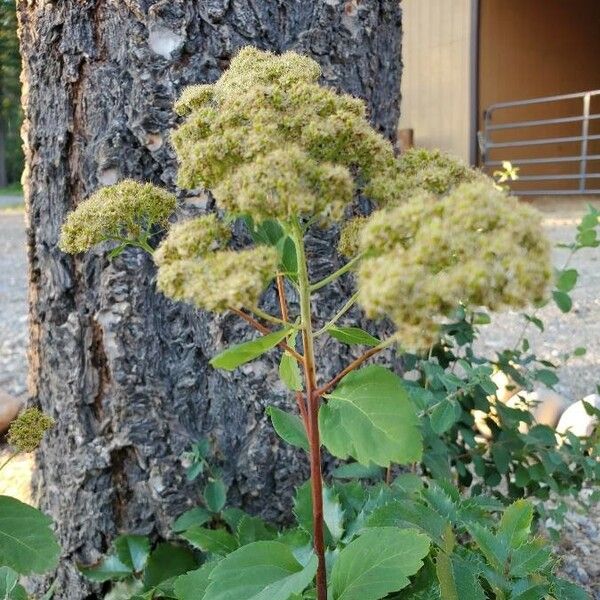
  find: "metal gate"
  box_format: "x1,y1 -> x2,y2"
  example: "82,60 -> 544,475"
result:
478,90 -> 600,196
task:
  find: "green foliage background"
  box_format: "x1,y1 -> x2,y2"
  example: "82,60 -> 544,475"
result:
0,0 -> 22,186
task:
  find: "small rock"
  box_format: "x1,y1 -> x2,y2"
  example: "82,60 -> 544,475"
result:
557,393 -> 600,437
0,390 -> 24,432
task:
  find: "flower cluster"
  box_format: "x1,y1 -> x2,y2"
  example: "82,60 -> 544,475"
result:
153,214 -> 231,266
171,46 -> 395,223
156,246 -> 278,313
367,148 -> 483,207
154,212 -> 276,312
8,408 -> 55,453
357,182 -> 551,347
59,180 -> 177,254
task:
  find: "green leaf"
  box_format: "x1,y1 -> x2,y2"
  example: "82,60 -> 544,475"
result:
552,577 -> 590,600
328,326 -> 381,347
204,479 -> 227,513
114,535 -> 150,573
574,346 -> 587,357
366,500 -> 448,547
467,523 -> 507,571
180,527 -> 238,556
277,236 -> 298,280
210,328 -> 291,371
174,562 -> 218,600
552,290 -> 572,313
143,543 -> 197,590
203,541 -> 317,600
535,368 -> 559,387
429,400 -> 461,434
330,527 -> 430,600
557,269 -> 578,293
279,353 -> 303,391
491,444 -> 510,474
236,516 -> 277,546
172,507 -> 212,533
0,566 -> 19,599
509,538 -> 551,577
79,554 -> 133,582
319,366 -> 422,467
0,496 -> 60,575
499,500 -> 533,548
332,463 -> 384,480
293,482 -> 345,544
436,553 -> 486,600
267,406 -> 309,452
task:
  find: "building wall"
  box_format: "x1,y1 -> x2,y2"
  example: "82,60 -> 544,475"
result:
479,0 -> 600,192
399,0 -> 475,163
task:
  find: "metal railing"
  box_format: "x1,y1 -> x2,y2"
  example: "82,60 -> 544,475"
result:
478,89 -> 600,196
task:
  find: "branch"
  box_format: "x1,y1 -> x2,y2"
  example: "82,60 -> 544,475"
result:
310,254 -> 363,292
276,275 -> 290,322
314,292 -> 359,336
229,307 -> 303,363
314,338 -> 395,397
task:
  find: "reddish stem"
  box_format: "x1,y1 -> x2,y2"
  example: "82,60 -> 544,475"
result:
315,345 -> 385,397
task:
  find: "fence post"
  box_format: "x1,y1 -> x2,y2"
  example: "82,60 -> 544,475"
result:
579,93 -> 591,193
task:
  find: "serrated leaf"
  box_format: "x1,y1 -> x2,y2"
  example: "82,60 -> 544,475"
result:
535,368 -> 559,387
556,269 -> 578,293
430,400 -> 461,434
509,538 -> 551,577
203,541 -> 317,600
180,527 -> 238,556
319,366 -> 422,467
467,523 -> 508,571
174,561 -> 218,600
279,353 -> 303,391
328,326 -> 381,347
210,328 -> 291,371
277,235 -> 298,280
552,577 -> 589,600
330,527 -> 430,600
499,500 -> 533,548
267,406 -> 308,451
365,500 -> 448,546
0,496 -> 60,575
173,507 -> 212,533
143,543 -> 197,590
552,290 -> 572,313
204,479 -> 227,513
436,553 -> 486,600
491,444 -> 510,474
113,535 -> 150,574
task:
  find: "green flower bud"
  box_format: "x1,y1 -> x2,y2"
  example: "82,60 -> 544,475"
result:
156,246 -> 278,313
153,214 -> 231,267
358,182 -> 551,348
8,408 -> 54,453
59,180 -> 177,254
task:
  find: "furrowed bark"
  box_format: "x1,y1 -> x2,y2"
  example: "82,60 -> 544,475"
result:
18,1 -> 402,597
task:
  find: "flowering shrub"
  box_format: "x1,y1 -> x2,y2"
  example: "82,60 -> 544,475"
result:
58,47 -> 592,599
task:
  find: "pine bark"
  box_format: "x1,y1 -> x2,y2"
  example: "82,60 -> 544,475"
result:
18,1 -> 402,597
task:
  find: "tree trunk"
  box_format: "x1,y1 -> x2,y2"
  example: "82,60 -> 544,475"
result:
18,1 -> 402,597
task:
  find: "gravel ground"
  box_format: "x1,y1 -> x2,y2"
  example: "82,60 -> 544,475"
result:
476,214 -> 600,404
0,211 -> 28,397
0,205 -> 599,595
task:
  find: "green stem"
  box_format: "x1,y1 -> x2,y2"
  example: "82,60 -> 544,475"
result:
290,219 -> 327,600
310,253 -> 363,292
250,306 -> 290,327
314,292 -> 359,336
